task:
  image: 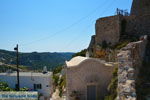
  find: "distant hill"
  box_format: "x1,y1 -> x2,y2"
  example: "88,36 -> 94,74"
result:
0,49 -> 74,71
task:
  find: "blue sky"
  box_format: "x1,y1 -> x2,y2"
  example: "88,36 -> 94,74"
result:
0,0 -> 132,52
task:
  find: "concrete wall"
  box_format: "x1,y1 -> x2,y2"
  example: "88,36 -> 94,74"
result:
66,59 -> 114,100
95,15 -> 121,46
117,36 -> 147,100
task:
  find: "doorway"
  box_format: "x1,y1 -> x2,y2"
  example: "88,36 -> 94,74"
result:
87,85 -> 96,100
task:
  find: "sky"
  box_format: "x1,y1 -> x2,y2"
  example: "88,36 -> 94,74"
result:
0,0 -> 132,53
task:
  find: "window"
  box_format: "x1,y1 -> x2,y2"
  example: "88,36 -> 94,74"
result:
34,84 -> 42,90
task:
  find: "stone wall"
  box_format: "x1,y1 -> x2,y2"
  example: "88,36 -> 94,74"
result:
88,13 -> 150,57
66,59 -> 114,100
117,36 -> 148,100
95,15 -> 122,46
124,15 -> 150,35
87,0 -> 150,55
131,0 -> 150,16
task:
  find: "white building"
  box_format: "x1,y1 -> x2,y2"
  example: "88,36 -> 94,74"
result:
0,71 -> 53,100
65,56 -> 114,100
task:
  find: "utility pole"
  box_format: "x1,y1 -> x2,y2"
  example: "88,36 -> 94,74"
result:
14,44 -> 20,91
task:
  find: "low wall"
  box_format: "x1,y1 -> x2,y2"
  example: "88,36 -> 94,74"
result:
0,91 -> 38,100
117,36 -> 148,100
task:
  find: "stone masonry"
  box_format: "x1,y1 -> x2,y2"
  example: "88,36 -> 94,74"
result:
88,0 -> 150,56
95,15 -> 121,46
131,0 -> 150,16
117,36 -> 148,100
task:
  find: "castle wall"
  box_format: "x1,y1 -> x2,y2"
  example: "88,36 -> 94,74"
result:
131,0 -> 150,16
93,14 -> 150,49
95,15 -> 122,46
124,15 -> 150,35
117,36 -> 148,100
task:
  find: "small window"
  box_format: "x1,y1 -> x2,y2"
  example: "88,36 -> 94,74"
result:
33,84 -> 42,90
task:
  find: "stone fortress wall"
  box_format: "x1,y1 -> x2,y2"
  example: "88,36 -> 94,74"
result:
131,0 -> 150,16
88,0 -> 150,52
117,36 -> 148,100
95,15 -> 121,46
93,14 -> 150,47
124,15 -> 150,35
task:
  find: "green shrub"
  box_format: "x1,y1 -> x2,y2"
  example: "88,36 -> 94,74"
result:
20,87 -> 29,91
58,75 -> 66,97
112,41 -> 129,49
53,66 -> 62,75
0,81 -> 14,91
104,65 -> 118,100
72,49 -> 87,57
53,75 -> 59,86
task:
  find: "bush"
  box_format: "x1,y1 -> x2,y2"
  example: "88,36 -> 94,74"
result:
72,49 -> 87,57
53,74 -> 59,86
0,81 -> 14,91
53,66 -> 62,75
112,41 -> 129,49
58,75 -> 66,97
104,65 -> 118,100
20,87 -> 29,91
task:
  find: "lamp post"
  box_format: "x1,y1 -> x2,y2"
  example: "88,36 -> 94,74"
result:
14,44 -> 20,91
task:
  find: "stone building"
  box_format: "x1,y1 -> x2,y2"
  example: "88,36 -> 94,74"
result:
65,56 -> 114,100
88,0 -> 150,57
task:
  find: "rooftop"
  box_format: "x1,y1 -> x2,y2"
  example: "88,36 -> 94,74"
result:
66,56 -> 112,67
66,56 -> 89,67
0,71 -> 52,77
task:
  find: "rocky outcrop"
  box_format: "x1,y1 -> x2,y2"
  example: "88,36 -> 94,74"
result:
117,36 -> 148,100
88,35 -> 95,57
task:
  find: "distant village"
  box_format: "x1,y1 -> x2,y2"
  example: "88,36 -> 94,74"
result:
0,0 -> 150,100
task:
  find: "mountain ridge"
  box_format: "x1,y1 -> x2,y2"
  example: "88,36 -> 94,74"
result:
0,49 -> 74,71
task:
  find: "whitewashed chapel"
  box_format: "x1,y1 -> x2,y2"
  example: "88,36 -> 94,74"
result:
65,56 -> 114,100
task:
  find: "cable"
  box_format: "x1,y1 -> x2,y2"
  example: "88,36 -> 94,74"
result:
21,0 -> 108,47
63,0 -> 118,50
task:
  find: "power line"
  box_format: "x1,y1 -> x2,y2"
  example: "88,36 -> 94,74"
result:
21,0 -> 108,47
63,0 -> 118,50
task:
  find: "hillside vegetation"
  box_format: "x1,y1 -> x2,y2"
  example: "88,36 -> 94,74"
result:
0,49 -> 74,71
